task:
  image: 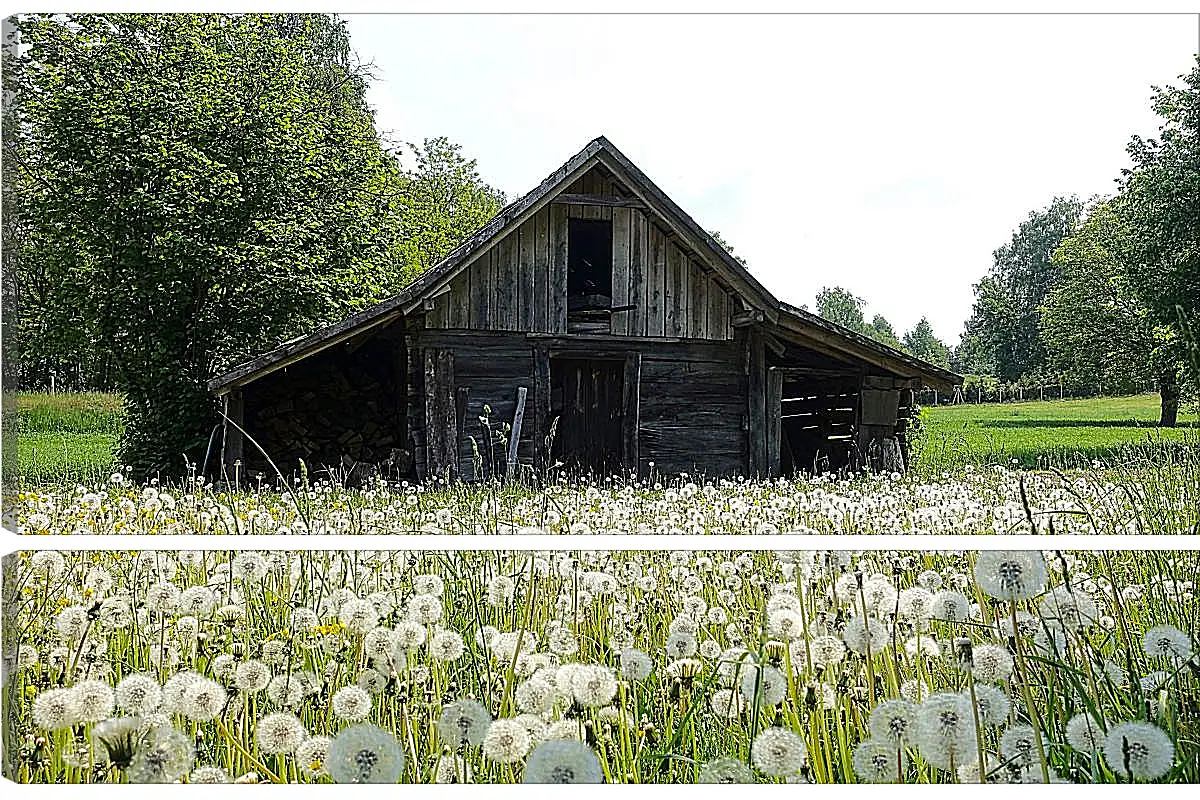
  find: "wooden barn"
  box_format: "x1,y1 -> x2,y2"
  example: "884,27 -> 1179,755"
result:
208,137 -> 960,482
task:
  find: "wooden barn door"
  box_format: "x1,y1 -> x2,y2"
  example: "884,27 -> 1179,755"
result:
550,356 -> 636,474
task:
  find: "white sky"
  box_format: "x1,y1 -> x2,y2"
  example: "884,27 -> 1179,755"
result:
342,12 -> 1198,345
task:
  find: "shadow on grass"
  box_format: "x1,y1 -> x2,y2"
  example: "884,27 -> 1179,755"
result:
980,419 -> 1200,430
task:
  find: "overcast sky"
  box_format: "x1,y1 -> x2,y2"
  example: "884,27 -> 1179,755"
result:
343,13 -> 1197,344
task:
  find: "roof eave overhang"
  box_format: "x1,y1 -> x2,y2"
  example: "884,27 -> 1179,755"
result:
773,304 -> 961,393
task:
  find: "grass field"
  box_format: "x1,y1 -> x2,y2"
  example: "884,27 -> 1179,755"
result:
9,392 -> 1199,484
917,394 -> 1198,471
5,548 -> 1197,783
13,393 -> 124,485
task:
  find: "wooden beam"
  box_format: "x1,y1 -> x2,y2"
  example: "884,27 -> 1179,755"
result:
533,347 -> 551,471
424,349 -> 457,481
623,352 -> 642,473
455,386 -> 470,478
776,366 -> 859,379
767,368 -> 782,478
747,329 -> 767,476
730,309 -> 765,328
551,193 -> 647,208
762,330 -> 787,357
222,389 -> 244,478
506,386 -> 528,480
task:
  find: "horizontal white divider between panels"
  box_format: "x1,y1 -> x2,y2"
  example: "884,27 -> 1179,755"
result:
2,534 -> 1198,551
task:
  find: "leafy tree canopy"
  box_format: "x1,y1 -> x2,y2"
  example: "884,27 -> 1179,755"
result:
959,197 -> 1085,382
815,286 -> 867,332
902,317 -> 951,370
5,13 -> 501,475
1115,56 -> 1200,391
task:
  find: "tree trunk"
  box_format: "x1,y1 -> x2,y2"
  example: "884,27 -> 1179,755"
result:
1159,369 -> 1180,428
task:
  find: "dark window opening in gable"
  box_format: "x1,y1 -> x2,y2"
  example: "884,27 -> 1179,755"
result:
567,218 -> 613,312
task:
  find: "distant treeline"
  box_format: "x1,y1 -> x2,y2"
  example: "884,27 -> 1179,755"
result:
814,56 -> 1200,425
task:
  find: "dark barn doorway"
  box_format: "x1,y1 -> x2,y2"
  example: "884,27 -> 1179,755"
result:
550,357 -> 627,474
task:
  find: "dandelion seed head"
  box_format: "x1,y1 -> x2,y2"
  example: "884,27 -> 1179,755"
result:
738,664 -> 787,708
969,684 -> 1012,728
931,590 -> 971,622
1000,724 -> 1039,767
970,643 -> 1014,683
620,648 -> 653,681
698,755 -> 754,783
482,718 -> 532,764
429,629 -> 465,662
868,699 -> 918,746
128,725 -> 194,784
234,660 -> 271,693
1102,721 -> 1175,781
1066,713 -> 1108,753
327,723 -> 406,783
750,727 -> 808,777
853,739 -> 905,783
522,739 -> 604,783
974,551 -> 1047,602
332,685 -> 373,722
180,678 -> 226,721
916,692 -> 977,771
1142,625 -> 1193,662
257,712 -> 306,754
189,765 -> 231,783
437,698 -> 493,747
297,735 -> 332,779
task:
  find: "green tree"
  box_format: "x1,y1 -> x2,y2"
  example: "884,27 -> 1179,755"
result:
6,13 -> 408,476
392,137 -> 505,283
1040,201 -> 1178,414
815,286 -> 867,332
960,197 -> 1084,381
903,317 -> 951,369
1113,56 -> 1200,425
867,314 -> 904,351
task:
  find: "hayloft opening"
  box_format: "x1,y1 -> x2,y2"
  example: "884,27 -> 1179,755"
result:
567,218 -> 613,311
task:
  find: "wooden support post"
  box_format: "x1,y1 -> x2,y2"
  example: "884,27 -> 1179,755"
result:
622,352 -> 641,473
455,386 -> 470,478
767,367 -> 782,478
533,347 -> 551,471
506,386 -> 528,480
424,349 -> 457,481
747,329 -> 766,476
222,389 -> 245,478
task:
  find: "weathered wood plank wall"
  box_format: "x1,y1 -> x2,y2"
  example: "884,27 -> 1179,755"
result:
424,165 -> 736,341
409,329 -> 747,481
636,338 -> 746,477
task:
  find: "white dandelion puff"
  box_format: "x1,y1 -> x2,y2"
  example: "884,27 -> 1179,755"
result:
482,718 -> 531,764
751,727 -> 808,777
327,723 -> 406,783
973,551 -> 1047,602
853,739 -> 905,783
1101,721 -> 1175,781
437,698 -> 493,747
522,739 -> 604,783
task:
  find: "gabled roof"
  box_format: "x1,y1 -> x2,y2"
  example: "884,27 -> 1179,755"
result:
209,135 -> 961,394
